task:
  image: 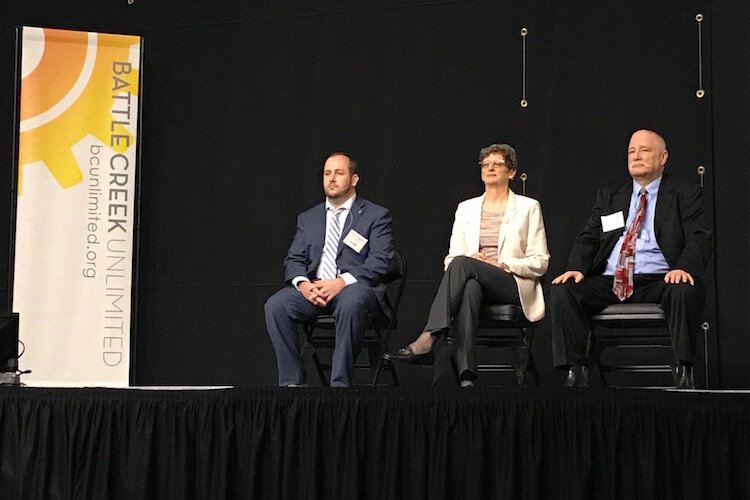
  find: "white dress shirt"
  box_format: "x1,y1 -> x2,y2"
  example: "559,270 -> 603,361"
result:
292,194 -> 358,290
604,176 -> 670,276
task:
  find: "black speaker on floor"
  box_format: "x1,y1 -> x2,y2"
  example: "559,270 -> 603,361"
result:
0,314 -> 19,373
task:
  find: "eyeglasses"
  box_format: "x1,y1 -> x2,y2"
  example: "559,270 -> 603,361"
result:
479,161 -> 506,169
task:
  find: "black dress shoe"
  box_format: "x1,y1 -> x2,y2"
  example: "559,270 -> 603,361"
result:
565,365 -> 589,388
674,365 -> 695,389
383,346 -> 434,366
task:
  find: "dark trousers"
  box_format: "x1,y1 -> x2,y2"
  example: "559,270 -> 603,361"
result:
264,282 -> 377,387
550,274 -> 706,368
424,256 -> 521,379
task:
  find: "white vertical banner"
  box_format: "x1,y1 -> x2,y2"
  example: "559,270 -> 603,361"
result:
13,27 -> 141,386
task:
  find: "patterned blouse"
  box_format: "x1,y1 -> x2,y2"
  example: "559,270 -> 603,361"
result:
479,209 -> 504,265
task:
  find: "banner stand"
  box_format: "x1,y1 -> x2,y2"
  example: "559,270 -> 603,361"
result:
129,39 -> 145,385
2,28 -> 24,384
12,27 -> 143,387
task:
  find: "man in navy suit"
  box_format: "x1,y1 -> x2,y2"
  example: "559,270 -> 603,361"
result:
264,152 -> 394,387
550,129 -> 712,388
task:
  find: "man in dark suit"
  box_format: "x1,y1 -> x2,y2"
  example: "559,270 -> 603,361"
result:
551,129 -> 712,388
264,152 -> 394,387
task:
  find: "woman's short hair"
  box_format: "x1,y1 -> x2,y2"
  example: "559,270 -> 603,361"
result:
478,144 -> 517,170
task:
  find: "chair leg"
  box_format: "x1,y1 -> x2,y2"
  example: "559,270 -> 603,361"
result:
371,327 -> 398,386
513,326 -> 536,386
366,345 -> 380,379
515,347 -> 528,386
382,326 -> 401,385
450,354 -> 460,385
703,325 -> 709,389
301,324 -> 329,386
509,346 -> 525,386
371,357 -> 383,387
529,355 -> 540,385
389,360 -> 400,385
432,349 -> 459,386
598,364 -> 608,388
372,358 -> 400,386
586,333 -> 606,388
370,360 -> 383,387
311,350 -> 329,386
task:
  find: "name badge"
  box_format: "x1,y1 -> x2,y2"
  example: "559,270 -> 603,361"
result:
343,229 -> 368,253
601,211 -> 625,233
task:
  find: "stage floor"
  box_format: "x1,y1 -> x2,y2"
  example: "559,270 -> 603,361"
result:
1,386 -> 748,498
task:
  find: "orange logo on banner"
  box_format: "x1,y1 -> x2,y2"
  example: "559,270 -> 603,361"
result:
18,28 -> 140,193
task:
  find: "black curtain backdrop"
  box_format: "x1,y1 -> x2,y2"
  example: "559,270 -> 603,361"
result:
0,1 -> 747,386
1,387 -> 749,499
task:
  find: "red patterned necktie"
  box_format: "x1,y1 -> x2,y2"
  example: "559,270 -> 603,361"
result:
612,188 -> 647,301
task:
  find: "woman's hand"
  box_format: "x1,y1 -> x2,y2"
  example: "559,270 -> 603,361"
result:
470,251 -> 488,263
471,252 -> 505,269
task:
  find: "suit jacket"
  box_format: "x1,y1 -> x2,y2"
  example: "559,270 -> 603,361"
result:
284,195 -> 394,313
444,190 -> 550,322
566,174 -> 712,278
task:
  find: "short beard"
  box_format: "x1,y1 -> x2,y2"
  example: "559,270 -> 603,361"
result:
326,186 -> 352,200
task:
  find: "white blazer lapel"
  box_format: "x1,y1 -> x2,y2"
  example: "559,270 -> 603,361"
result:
466,194 -> 484,255
496,189 -> 517,255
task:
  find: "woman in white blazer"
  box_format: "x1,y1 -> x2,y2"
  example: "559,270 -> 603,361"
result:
385,144 -> 549,385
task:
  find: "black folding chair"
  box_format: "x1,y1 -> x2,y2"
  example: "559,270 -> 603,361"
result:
438,303 -> 539,386
301,248 -> 407,386
587,303 -> 675,387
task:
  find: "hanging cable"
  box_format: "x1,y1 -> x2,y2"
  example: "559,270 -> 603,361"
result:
696,14 -> 705,98
520,27 -> 528,107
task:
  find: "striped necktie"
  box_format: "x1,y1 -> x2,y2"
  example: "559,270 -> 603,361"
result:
318,207 -> 344,280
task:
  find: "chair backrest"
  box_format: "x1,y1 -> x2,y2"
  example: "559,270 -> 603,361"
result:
381,247 -> 406,284
381,247 -> 407,321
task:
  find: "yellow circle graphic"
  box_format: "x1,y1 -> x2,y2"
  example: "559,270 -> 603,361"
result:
18,28 -> 140,193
